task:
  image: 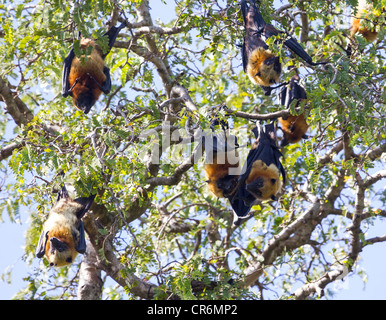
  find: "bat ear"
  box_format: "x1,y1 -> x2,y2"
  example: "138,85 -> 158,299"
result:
271,195 -> 277,201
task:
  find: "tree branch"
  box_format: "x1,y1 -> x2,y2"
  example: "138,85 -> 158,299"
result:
77,242 -> 103,300
0,76 -> 33,126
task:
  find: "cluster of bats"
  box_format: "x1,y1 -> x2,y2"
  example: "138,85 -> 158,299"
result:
36,0 -> 382,267
204,0 -> 382,224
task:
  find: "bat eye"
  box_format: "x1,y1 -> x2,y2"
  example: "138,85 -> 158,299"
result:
49,262 -> 54,267
66,257 -> 73,263
271,178 -> 276,184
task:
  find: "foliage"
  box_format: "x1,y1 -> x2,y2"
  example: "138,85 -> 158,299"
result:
0,0 -> 385,300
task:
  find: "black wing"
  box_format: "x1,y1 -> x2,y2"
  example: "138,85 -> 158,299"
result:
283,37 -> 327,66
204,109 -> 239,154
101,66 -> 112,94
57,184 -> 71,202
74,221 -> 87,254
74,193 -> 96,219
228,187 -> 254,222
36,229 -> 48,258
264,122 -> 286,183
61,48 -> 75,97
101,22 -> 126,59
241,0 -> 267,31
279,76 -> 307,112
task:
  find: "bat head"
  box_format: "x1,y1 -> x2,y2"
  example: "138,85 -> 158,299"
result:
72,86 -> 99,114
216,175 -> 239,198
247,48 -> 281,87
246,160 -> 282,201
47,236 -> 78,267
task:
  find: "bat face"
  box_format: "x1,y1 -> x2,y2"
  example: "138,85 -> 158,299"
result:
245,160 -> 281,201
247,48 -> 281,87
205,167 -> 239,198
40,199 -> 83,267
45,233 -> 78,267
70,76 -> 102,113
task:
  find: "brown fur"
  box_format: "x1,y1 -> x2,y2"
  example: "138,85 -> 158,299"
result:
279,114 -> 309,144
246,160 -> 281,200
204,151 -> 240,198
350,0 -> 380,42
42,198 -> 83,267
247,47 -> 280,87
68,39 -> 106,110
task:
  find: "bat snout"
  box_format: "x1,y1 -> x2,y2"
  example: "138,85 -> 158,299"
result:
218,176 -> 238,197
50,237 -> 69,253
74,92 -> 96,114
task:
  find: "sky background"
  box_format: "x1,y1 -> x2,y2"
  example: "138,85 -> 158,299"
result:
1,0 -> 385,300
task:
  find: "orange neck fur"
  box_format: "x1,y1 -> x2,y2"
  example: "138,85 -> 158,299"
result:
247,47 -> 281,86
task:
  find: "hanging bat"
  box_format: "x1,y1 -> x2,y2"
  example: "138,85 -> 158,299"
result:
241,0 -> 327,95
278,74 -> 309,146
36,185 -> 96,267
203,113 -> 240,198
62,22 -> 126,114
230,121 -> 285,221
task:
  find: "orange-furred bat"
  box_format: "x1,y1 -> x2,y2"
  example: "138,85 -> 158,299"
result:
278,75 -> 309,146
203,114 -> 240,199
350,0 -> 383,42
36,185 -> 96,267
62,22 -> 126,114
230,122 -> 285,220
241,0 -> 326,95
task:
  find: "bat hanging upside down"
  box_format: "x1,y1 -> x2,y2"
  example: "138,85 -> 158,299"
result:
240,0 -> 327,95
203,112 -> 240,199
278,74 -> 309,146
36,185 -> 96,267
229,121 -> 286,221
62,22 -> 126,114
